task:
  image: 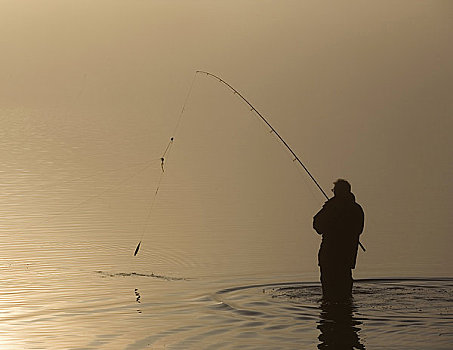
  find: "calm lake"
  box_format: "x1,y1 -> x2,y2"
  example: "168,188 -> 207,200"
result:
0,107 -> 451,349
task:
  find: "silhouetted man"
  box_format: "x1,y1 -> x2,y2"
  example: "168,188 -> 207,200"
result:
313,179 -> 364,301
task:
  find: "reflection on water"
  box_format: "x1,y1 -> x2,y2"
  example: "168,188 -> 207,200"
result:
264,279 -> 452,350
134,288 -> 141,304
317,299 -> 365,350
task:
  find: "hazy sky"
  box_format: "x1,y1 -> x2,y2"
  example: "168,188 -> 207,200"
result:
0,1 -> 452,276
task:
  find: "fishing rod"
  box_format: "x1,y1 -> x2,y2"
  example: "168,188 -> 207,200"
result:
196,71 -> 366,252
197,71 -> 329,199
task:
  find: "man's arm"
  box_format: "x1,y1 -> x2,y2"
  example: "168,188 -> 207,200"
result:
313,210 -> 324,235
313,201 -> 332,235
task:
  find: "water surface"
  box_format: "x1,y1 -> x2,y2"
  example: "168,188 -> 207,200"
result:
0,108 -> 451,349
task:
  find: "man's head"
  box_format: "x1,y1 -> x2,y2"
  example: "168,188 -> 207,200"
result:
332,179 -> 351,197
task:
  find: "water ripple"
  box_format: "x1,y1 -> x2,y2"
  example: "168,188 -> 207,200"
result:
95,270 -> 186,281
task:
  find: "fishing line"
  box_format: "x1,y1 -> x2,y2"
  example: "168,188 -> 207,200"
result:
133,72 -> 198,256
172,71 -> 198,138
134,138 -> 173,256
